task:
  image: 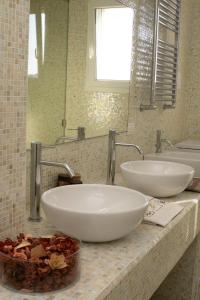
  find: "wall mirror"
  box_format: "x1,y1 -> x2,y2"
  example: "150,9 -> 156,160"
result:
27,0 -> 134,147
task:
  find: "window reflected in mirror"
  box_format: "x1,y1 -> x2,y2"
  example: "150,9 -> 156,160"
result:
28,14 -> 38,77
96,7 -> 133,81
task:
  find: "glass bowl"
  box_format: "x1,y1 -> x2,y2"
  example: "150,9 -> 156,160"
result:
0,233 -> 80,293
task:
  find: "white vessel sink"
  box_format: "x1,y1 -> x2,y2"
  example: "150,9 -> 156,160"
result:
175,139 -> 200,152
41,184 -> 148,242
120,160 -> 194,198
146,151 -> 200,177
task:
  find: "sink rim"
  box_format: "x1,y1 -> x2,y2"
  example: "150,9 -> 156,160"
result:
121,160 -> 194,177
41,183 -> 149,215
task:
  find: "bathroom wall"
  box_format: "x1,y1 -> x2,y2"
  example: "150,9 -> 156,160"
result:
0,0 -> 29,236
181,0 -> 200,139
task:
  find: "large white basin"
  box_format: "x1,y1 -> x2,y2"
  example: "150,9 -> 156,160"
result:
146,151 -> 200,177
41,184 -> 148,242
120,160 -> 194,198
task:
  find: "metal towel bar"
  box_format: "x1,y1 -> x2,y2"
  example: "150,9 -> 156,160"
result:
140,0 -> 181,111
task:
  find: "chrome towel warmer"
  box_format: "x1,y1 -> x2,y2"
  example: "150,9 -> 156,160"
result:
140,0 -> 181,111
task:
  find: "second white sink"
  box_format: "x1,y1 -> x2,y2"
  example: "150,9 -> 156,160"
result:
42,184 -> 148,242
121,160 -> 194,197
145,151 -> 200,177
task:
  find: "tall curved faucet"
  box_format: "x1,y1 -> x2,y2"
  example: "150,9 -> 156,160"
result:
29,142 -> 75,221
107,130 -> 144,185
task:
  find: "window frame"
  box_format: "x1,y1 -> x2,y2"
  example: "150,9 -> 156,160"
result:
85,0 -> 133,93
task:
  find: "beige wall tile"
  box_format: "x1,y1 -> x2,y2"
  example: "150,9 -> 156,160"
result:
0,0 -> 29,234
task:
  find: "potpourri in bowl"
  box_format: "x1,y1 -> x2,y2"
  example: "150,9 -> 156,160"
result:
0,232 -> 80,293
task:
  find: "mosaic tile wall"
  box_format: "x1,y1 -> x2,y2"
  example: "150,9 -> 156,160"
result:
0,0 -> 29,235
181,0 -> 200,140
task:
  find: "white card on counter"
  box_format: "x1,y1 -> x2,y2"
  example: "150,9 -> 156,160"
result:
144,199 -> 184,227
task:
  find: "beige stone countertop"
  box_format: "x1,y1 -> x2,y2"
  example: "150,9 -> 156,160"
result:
0,178 -> 200,300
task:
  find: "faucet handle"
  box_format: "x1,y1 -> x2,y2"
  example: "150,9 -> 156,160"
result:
30,141 -> 56,150
156,129 -> 162,135
108,129 -> 121,136
67,127 -> 85,140
67,128 -> 79,131
42,144 -> 56,149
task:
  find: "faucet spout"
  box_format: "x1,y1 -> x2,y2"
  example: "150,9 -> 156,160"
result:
40,161 -> 75,178
115,143 -> 144,159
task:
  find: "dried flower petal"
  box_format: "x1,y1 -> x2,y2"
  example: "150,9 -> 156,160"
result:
14,240 -> 31,250
48,253 -> 67,270
41,235 -> 53,239
13,252 -> 28,260
31,244 -> 47,258
3,245 -> 13,251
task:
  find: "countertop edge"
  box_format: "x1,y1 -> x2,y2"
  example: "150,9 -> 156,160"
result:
97,199 -> 199,300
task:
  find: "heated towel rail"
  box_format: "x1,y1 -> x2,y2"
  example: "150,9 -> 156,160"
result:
140,0 -> 181,111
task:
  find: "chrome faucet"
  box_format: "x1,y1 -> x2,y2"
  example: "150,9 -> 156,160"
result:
29,141 -> 75,221
107,130 -> 144,185
155,130 -> 174,153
